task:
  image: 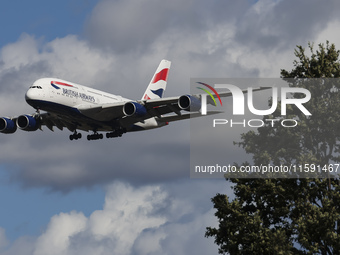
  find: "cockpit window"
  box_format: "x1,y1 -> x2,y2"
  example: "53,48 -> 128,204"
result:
30,86 -> 42,89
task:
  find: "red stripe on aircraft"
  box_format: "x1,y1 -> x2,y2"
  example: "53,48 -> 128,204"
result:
52,81 -> 74,87
152,68 -> 169,83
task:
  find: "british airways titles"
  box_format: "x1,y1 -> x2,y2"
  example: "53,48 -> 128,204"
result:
62,88 -> 96,103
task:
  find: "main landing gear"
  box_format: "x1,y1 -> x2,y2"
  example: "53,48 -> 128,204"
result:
87,133 -> 103,141
69,131 -> 82,140
69,128 -> 126,141
106,129 -> 126,138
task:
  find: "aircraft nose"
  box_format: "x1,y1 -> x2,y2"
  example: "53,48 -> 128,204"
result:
25,88 -> 41,109
25,88 -> 35,101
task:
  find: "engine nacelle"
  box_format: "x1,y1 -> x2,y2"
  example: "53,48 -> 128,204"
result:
178,95 -> 201,112
123,102 -> 147,117
0,117 -> 17,134
17,115 -> 39,131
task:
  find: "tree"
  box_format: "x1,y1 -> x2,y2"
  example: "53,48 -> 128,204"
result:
206,42 -> 340,255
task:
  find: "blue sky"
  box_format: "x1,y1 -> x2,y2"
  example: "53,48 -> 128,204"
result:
1,0 -> 340,254
0,168 -> 104,240
0,0 -> 97,47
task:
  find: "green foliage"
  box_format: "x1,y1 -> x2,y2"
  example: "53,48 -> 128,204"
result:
206,42 -> 340,255
281,41 -> 340,78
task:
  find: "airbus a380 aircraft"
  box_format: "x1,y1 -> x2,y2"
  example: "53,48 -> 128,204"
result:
0,60 -> 251,141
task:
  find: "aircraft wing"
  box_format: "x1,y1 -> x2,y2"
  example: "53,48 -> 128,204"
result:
24,110 -> 119,133
38,112 -> 106,132
78,96 -> 181,121
141,86 -> 270,112
155,111 -> 223,123
78,87 -> 271,126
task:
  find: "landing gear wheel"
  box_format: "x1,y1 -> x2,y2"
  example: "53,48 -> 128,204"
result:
70,131 -> 82,141
106,128 -> 126,139
87,132 -> 103,141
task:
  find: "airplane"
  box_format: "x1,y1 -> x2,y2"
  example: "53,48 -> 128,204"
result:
0,60 -> 266,141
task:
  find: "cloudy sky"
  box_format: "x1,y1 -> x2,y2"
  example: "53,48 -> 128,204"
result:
0,0 -> 340,254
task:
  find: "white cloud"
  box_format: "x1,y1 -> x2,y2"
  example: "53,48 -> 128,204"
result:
0,34 -> 116,86
131,208 -> 217,255
43,35 -> 116,85
85,0 -> 196,52
0,34 -> 41,72
86,182 -> 167,254
0,180 -> 223,255
314,20 -> 340,49
0,236 -> 35,255
33,211 -> 87,255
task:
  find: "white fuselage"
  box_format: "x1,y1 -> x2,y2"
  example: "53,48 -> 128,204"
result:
25,78 -> 162,132
26,78 -> 129,111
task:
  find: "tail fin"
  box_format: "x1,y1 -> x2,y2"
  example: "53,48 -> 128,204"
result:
142,59 -> 171,100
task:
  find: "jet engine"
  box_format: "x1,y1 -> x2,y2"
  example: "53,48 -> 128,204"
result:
123,102 -> 147,117
178,95 -> 201,112
16,115 -> 39,131
0,117 -> 17,134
